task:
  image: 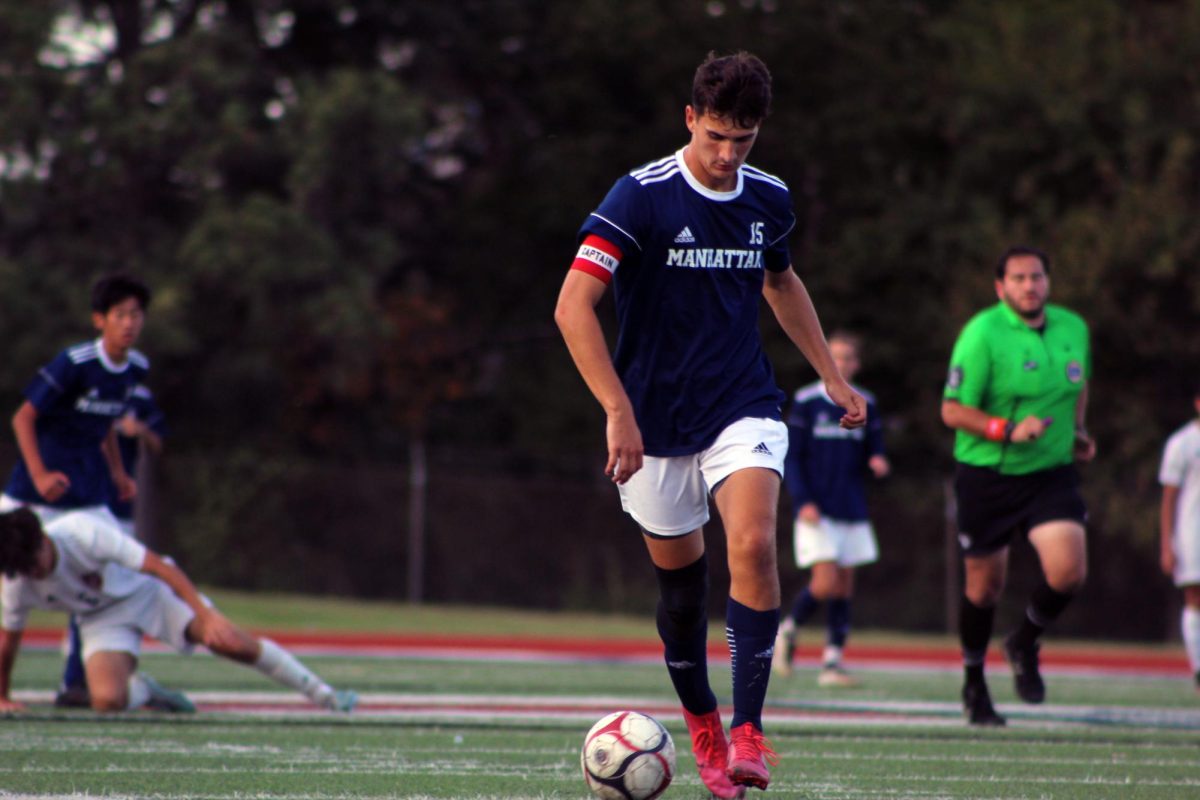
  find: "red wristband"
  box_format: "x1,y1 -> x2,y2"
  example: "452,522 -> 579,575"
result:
984,417 -> 1009,442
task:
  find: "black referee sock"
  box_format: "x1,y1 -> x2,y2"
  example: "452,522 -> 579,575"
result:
1010,582 -> 1075,650
959,597 -> 995,684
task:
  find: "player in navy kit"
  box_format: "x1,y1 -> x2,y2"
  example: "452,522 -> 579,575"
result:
556,52 -> 865,795
773,332 -> 888,687
1,274 -> 152,706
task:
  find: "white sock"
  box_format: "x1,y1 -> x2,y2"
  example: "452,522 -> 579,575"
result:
126,673 -> 151,710
255,638 -> 334,707
1183,607 -> 1200,675
822,645 -> 843,668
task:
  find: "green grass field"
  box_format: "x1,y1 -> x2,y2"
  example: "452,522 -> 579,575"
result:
2,591 -> 1199,799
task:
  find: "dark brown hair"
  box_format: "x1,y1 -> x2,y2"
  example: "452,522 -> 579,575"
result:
995,246 -> 1051,279
0,507 -> 44,578
691,51 -> 772,129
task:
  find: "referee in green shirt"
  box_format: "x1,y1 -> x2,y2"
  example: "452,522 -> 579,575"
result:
942,246 -> 1095,726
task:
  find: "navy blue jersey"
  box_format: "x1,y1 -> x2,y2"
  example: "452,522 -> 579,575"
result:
783,382 -> 885,522
576,150 -> 796,455
108,384 -> 166,521
4,339 -> 149,509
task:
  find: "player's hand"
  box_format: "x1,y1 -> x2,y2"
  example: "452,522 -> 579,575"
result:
115,413 -> 144,438
798,503 -> 821,524
113,472 -> 137,502
1010,415 -> 1052,443
1073,428 -> 1096,462
825,380 -> 867,429
33,470 -> 70,503
868,454 -> 891,479
196,609 -> 243,652
605,409 -> 644,485
0,697 -> 26,713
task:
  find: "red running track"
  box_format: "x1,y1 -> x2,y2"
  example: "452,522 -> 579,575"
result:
18,627 -> 1189,675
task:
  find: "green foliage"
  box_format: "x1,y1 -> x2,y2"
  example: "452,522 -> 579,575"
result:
0,1 -> 1198,629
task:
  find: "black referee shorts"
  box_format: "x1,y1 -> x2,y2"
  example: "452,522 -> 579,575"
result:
954,463 -> 1087,556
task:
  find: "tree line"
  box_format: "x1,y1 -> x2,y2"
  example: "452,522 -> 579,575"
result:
1,1 -> 1197,637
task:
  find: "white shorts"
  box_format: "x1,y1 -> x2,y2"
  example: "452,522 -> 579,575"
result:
793,516 -> 879,568
618,417 -> 788,537
1173,529 -> 1200,587
79,580 -> 199,661
0,494 -> 118,527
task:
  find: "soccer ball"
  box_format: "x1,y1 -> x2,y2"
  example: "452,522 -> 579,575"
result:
581,710 -> 675,800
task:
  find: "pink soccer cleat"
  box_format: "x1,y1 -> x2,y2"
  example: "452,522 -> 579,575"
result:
682,708 -> 747,799
726,722 -> 779,790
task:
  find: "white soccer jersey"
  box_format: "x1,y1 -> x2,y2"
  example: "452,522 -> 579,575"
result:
1159,419 -> 1200,584
1,510 -> 148,630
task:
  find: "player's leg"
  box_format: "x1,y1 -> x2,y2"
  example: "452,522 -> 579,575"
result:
83,650 -> 137,711
82,606 -> 194,713
1005,520 -> 1087,703
774,516 -> 834,677
712,466 -> 782,789
55,616 -> 90,707
182,605 -> 356,712
817,566 -> 858,687
961,549 -> 1008,725
1182,585 -> 1200,691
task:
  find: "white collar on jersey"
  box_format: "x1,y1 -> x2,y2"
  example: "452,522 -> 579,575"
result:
93,337 -> 132,373
676,148 -> 744,201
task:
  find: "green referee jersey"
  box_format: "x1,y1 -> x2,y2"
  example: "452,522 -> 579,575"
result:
944,301 -> 1090,475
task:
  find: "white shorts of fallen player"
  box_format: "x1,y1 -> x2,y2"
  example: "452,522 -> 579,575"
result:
618,417 -> 788,537
793,516 -> 878,569
79,579 -> 205,661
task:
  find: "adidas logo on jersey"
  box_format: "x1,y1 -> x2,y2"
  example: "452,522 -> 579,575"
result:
674,226 -> 696,243
751,442 -> 773,456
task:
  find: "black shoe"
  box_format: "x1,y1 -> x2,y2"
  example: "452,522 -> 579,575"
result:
54,685 -> 91,708
962,681 -> 1006,726
1004,633 -> 1046,704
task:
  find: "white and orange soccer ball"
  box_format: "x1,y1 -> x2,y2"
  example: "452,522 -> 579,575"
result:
581,710 -> 676,800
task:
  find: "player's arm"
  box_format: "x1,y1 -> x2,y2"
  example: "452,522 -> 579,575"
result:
941,400 -> 1050,443
11,401 -> 70,503
763,267 -> 865,428
101,427 -> 136,502
554,259 -> 643,484
0,627 -> 25,711
1160,484 -> 1180,577
1072,381 -> 1096,461
139,551 -> 241,651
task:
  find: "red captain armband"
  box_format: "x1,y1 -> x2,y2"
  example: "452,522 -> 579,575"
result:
984,417 -> 1014,442
571,235 -> 622,284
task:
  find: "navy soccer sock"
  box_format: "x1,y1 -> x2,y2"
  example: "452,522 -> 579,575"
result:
788,587 -> 820,626
726,598 -> 780,730
654,554 -> 717,716
827,598 -> 851,649
61,615 -> 87,690
959,597 -> 995,685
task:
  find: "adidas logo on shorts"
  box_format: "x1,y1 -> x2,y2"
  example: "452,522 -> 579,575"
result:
751,442 -> 772,456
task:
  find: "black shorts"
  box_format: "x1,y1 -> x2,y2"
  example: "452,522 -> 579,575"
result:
954,463 -> 1087,556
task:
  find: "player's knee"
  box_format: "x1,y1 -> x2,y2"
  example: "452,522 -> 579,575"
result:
90,689 -> 127,712
727,530 -> 776,573
965,582 -> 1003,607
655,557 -> 709,638
1050,566 -> 1086,594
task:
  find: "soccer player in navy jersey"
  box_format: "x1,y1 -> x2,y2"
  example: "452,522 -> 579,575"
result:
556,51 -> 865,795
1,274 -> 152,706
773,332 -> 888,688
